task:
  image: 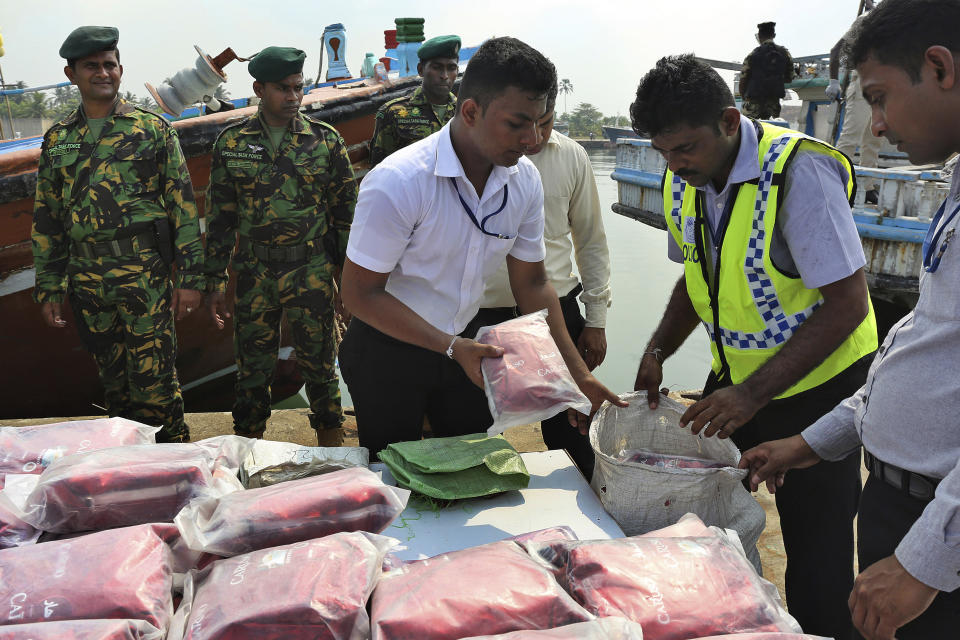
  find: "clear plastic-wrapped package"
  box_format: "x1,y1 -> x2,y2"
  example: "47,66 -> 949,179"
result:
241,440 -> 369,488
371,540 -> 593,640
0,524 -> 173,631
476,310 -> 591,435
0,619 -> 164,640
527,534 -> 801,640
0,417 -> 159,480
0,490 -> 39,548
170,532 -> 396,640
459,617 -> 645,640
174,467 -> 409,556
4,436 -> 251,533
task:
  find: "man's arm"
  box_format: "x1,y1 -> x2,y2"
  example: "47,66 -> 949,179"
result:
368,107 -> 396,167
782,46 -> 795,83
341,258 -> 502,386
159,125 -> 204,319
323,127 -> 359,320
203,138 -> 239,329
826,34 -> 848,100
739,55 -> 752,97
633,275 -> 702,408
31,134 -> 69,327
567,145 -> 611,370
681,269 -> 870,436
507,255 -> 625,430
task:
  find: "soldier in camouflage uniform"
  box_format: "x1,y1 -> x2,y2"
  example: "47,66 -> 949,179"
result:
368,35 -> 461,166
205,47 -> 357,440
740,21 -> 794,119
32,26 -> 204,443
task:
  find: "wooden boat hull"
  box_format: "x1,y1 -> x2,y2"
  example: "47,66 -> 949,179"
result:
0,76 -> 420,419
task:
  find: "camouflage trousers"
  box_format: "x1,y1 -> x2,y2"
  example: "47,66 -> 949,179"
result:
232,254 -> 341,436
742,98 -> 782,120
67,253 -> 188,442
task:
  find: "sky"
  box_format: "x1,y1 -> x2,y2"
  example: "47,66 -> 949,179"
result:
1,0 -> 864,117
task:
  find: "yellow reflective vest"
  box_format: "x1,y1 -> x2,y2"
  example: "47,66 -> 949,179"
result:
663,121 -> 877,399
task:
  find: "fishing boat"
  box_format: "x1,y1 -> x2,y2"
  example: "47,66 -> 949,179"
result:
0,27 -> 475,419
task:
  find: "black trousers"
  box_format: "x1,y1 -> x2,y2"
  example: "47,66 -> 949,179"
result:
338,319 -> 493,461
854,474 -> 960,638
464,285 -> 595,480
703,354 -> 872,640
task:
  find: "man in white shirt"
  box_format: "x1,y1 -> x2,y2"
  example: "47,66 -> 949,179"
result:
340,37 -> 622,459
471,94 -> 611,479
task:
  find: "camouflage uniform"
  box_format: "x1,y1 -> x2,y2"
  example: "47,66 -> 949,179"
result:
368,86 -> 456,166
31,98 -> 204,442
205,111 -> 357,436
740,41 -> 794,119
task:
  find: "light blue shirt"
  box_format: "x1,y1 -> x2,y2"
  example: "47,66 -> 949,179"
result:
668,114 -> 866,289
803,168 -> 960,592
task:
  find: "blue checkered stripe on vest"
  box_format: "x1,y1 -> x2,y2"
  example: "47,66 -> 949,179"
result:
701,134 -> 823,350
670,174 -> 685,230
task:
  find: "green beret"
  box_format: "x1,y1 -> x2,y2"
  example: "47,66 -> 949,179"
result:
418,35 -> 461,61
59,26 -> 119,61
248,46 -> 306,82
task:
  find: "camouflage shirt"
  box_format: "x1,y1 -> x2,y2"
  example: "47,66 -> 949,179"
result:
205,111 -> 358,293
368,86 -> 456,166
31,98 -> 205,303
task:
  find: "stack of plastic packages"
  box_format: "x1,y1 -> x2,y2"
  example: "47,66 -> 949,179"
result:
525,514 -> 804,640
0,418 -> 413,639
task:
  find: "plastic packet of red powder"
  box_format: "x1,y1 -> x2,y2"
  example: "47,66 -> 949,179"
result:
0,619 -> 164,640
476,310 -> 591,435
174,466 -> 409,557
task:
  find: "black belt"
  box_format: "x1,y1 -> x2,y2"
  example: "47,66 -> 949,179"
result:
72,231 -> 156,259
561,282 -> 584,302
864,450 -> 940,501
239,237 -> 323,262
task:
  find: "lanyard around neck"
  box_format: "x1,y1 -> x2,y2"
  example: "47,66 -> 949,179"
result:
923,198 -> 960,273
449,177 -> 513,240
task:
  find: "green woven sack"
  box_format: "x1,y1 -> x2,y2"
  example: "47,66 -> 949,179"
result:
379,433 -> 529,500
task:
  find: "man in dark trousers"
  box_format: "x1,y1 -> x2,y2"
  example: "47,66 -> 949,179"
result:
740,21 -> 794,119
205,47 -> 357,441
340,37 -> 623,459
740,1 -> 960,637
32,26 -> 204,442
631,54 -> 877,638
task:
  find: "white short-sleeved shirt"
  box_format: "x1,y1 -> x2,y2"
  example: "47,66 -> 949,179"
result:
347,122 -> 546,335
667,114 -> 866,289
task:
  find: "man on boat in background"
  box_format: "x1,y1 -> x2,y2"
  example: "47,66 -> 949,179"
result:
31,26 -> 204,443
739,21 -> 795,119
631,54 -> 878,638
470,89 -> 612,480
828,0 -> 882,205
204,47 -> 357,441
340,37 -> 623,459
741,0 -> 960,636
368,35 -> 460,166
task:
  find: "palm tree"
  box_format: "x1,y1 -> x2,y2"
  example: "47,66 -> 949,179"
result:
558,78 -> 574,115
